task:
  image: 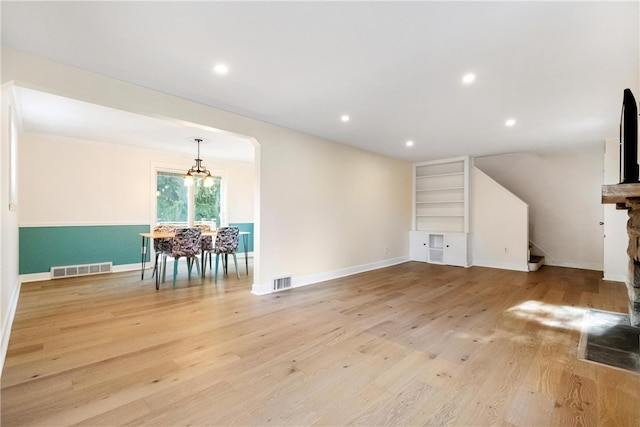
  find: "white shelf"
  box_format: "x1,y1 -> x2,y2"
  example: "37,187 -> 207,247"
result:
416,172 -> 464,179
416,201 -> 464,204
416,187 -> 464,192
413,157 -> 469,233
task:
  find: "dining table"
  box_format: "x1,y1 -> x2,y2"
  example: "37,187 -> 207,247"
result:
139,230 -> 251,289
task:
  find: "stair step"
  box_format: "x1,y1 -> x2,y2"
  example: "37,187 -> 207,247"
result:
528,255 -> 545,272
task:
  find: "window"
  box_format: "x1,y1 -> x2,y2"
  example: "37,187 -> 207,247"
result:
156,171 -> 187,223
194,175 -> 222,226
156,170 -> 222,227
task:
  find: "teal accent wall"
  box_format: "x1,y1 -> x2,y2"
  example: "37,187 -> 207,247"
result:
19,223 -> 254,275
229,222 -> 254,253
19,225 -> 150,274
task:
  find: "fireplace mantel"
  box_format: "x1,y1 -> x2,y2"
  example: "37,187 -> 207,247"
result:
602,183 -> 640,207
602,183 -> 640,326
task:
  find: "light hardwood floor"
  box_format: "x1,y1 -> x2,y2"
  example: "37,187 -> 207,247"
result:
2,262 -> 639,426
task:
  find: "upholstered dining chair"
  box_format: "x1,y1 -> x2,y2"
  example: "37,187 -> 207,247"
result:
196,223 -> 214,275
162,227 -> 202,288
152,224 -> 175,279
206,226 -> 240,283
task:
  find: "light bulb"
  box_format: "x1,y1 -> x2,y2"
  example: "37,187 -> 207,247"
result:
462,73 -> 476,84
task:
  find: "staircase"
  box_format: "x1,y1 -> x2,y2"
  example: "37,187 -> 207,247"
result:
528,242 -> 545,272
528,255 -> 545,271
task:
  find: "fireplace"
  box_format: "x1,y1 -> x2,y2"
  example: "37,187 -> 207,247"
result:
602,183 -> 640,326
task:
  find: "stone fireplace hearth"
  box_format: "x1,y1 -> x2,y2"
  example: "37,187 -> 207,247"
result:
602,183 -> 640,327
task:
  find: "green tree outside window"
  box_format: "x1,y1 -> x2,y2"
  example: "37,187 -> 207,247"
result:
156,171 -> 221,226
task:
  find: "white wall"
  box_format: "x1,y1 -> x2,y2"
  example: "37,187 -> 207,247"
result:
1,86 -> 21,373
471,167 -> 529,271
18,133 -> 254,226
475,150 -> 604,271
603,138 -> 629,282
2,47 -> 412,295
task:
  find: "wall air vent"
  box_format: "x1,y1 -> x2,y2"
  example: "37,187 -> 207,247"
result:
50,262 -> 112,279
272,275 -> 292,291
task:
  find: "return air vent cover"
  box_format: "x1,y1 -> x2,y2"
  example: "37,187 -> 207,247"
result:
272,275 -> 292,291
51,262 -> 112,279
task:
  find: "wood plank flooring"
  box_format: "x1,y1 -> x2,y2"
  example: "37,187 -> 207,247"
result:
2,262 -> 639,426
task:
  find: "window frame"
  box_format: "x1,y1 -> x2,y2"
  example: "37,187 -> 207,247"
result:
151,163 -> 228,227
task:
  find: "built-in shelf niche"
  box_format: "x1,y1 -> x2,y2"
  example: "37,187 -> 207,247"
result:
413,157 -> 469,233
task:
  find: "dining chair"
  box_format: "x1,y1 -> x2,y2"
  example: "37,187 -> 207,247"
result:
206,226 -> 240,283
151,224 -> 175,279
196,224 -> 214,275
162,227 -> 202,288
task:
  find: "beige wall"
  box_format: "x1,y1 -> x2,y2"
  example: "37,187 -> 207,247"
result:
18,133 -> 254,226
260,128 -> 412,282
2,47 -> 413,294
471,167 -> 529,271
475,150 -> 604,271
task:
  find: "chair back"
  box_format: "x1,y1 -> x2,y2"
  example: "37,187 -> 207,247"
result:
214,227 -> 239,254
171,228 -> 202,257
196,224 -> 213,251
153,225 -> 175,252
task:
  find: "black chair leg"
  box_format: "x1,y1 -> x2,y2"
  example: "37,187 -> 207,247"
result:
151,253 -> 160,278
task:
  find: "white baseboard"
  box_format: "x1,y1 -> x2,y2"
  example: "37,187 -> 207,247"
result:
473,258 -> 604,274
251,256 -> 409,295
20,262 -> 148,283
602,273 -> 626,283
19,252 -> 253,284
237,251 -> 253,260
543,259 -> 603,272
112,263 -> 146,273
1,278 -> 22,376
472,259 -> 529,272
19,272 -> 51,283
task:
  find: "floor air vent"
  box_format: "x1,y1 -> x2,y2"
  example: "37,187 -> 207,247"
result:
272,275 -> 292,291
51,262 -> 113,279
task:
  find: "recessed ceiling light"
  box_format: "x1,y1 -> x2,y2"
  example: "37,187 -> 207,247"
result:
505,119 -> 516,127
406,140 -> 414,147
213,63 -> 229,75
462,73 -> 476,84
341,115 -> 350,122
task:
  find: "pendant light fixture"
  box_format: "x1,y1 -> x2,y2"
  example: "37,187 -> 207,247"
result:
183,138 -> 214,187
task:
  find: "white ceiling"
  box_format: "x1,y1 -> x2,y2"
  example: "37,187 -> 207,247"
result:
12,86 -> 256,163
2,1 -> 639,163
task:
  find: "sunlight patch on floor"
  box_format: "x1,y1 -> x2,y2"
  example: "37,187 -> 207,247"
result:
507,300 -> 586,331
